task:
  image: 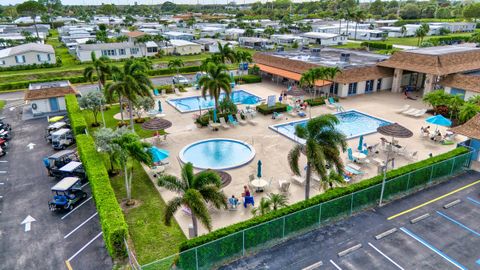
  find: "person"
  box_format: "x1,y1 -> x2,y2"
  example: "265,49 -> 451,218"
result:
279,94 -> 283,103
242,185 -> 251,197
228,195 -> 239,209
420,126 -> 430,137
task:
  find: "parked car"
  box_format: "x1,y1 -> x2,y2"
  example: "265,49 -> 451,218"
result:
51,128 -> 75,150
173,75 -> 189,85
48,177 -> 87,212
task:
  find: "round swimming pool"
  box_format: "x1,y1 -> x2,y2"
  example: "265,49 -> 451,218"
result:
179,138 -> 256,170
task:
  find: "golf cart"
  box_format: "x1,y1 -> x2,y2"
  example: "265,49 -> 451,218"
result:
50,161 -> 87,182
44,149 -> 77,173
45,121 -> 68,143
51,128 -> 75,150
48,177 -> 87,212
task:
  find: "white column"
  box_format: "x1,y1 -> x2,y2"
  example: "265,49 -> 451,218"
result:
423,74 -> 435,95
392,68 -> 403,93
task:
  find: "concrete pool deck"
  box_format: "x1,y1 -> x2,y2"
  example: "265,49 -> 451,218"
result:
143,81 -> 464,238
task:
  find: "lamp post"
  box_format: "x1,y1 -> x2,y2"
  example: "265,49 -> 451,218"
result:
98,86 -> 106,128
379,149 -> 394,206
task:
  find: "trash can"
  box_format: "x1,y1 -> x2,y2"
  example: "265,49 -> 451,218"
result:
188,224 -> 195,238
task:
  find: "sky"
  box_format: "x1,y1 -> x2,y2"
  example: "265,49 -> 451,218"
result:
2,0 -> 305,6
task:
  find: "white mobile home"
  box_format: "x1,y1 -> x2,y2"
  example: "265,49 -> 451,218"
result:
270,34 -> 305,46
238,37 -> 274,50
76,42 -> 155,62
300,32 -> 347,46
0,43 -> 55,67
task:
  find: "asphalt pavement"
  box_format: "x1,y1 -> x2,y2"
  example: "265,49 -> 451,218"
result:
0,105 -> 112,270
221,170 -> 480,270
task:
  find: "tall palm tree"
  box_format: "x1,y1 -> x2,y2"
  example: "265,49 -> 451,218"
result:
199,63 -> 232,112
167,58 -> 184,76
83,52 -> 112,92
300,67 -> 341,96
216,42 -> 236,64
235,50 -> 252,76
157,163 -> 227,237
288,114 -> 347,200
353,9 -> 366,40
108,60 -> 153,129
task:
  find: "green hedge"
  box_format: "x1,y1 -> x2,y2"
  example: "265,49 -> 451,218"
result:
361,42 -> 393,50
305,97 -> 339,107
148,65 -> 201,76
234,75 -> 262,84
65,94 -> 87,135
179,146 -> 469,251
76,134 -> 128,258
0,62 -> 61,72
430,35 -> 471,46
256,102 -> 288,115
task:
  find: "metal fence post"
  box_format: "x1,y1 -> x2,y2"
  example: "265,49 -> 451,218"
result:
242,231 -> 245,256
318,203 -> 322,225
350,193 -> 354,216
195,248 -> 199,270
450,157 -> 456,176
428,164 -> 434,183
282,216 -> 286,238
406,172 -> 411,191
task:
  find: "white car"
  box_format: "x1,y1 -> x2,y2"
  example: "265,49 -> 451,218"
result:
173,75 -> 189,85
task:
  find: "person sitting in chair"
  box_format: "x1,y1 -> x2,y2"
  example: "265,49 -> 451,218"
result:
228,195 -> 239,209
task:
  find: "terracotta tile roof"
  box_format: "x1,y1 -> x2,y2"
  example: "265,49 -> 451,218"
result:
24,86 -> 79,101
439,73 -> 480,93
256,63 -> 331,87
126,31 -> 145,38
377,48 -> 480,76
450,113 -> 480,140
253,52 -> 393,84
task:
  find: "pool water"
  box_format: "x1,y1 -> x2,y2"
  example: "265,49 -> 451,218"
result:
179,139 -> 256,170
270,110 -> 391,143
167,90 -> 262,113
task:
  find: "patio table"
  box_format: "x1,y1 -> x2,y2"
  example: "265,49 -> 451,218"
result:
251,178 -> 269,192
210,123 -> 221,131
352,152 -> 367,160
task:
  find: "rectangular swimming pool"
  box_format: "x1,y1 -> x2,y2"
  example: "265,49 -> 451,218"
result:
167,90 -> 263,113
270,110 -> 392,143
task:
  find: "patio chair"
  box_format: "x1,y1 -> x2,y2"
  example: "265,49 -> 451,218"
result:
247,114 -> 258,125
292,175 -> 305,185
219,118 -> 230,129
208,120 -> 216,131
402,108 -> 418,115
235,113 -> 247,125
278,180 -> 290,193
395,104 -> 410,113
272,111 -> 283,120
161,89 -> 167,98
228,197 -> 241,211
412,109 -> 427,117
406,151 -> 418,161
243,196 -> 255,208
347,148 -> 356,162
227,115 -> 239,127
174,88 -> 182,96
325,99 -> 336,110
153,89 -> 160,96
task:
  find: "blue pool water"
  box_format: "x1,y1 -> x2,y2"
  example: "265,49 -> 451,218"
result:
179,139 -> 256,170
167,90 -> 262,112
270,110 -> 391,143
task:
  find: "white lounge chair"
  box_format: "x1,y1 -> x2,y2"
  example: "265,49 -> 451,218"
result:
406,151 -> 418,161
246,114 -> 258,125
161,89 -> 167,98
395,105 -> 410,113
279,180 -> 290,193
412,109 -> 427,117
292,175 -> 305,185
236,113 -> 247,126
325,99 -> 336,110
219,118 -> 230,129
402,108 -> 417,115
174,88 -> 182,96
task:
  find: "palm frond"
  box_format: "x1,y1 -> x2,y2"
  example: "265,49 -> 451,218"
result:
288,144 -> 302,176
164,196 -> 183,226
184,189 -> 212,231
157,174 -> 186,193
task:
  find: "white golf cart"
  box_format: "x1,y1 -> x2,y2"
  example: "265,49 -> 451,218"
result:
51,128 -> 75,150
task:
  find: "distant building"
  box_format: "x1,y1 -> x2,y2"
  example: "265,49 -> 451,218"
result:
24,81 -> 79,116
238,37 -> 274,50
164,39 -> 202,55
163,31 -> 195,41
224,28 -> 245,40
0,43 -> 56,67
300,32 -> 347,46
76,42 -> 154,62
270,34 -> 305,46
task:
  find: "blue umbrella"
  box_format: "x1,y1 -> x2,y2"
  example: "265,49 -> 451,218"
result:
257,160 -> 262,178
149,147 -> 169,163
426,115 -> 452,127
157,100 -> 163,113
357,135 -> 364,151
213,109 -> 217,122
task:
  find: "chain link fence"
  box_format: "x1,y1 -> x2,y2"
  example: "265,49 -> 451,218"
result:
138,151 -> 472,270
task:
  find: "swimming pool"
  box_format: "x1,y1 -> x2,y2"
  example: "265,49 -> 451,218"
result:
179,138 -> 256,170
167,90 -> 262,113
270,110 -> 392,143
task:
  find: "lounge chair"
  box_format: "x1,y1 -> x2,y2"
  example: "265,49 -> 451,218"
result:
411,109 -> 427,117
161,89 -> 167,98
325,99 -> 336,110
406,151 -> 418,161
153,89 -> 160,96
278,180 -> 290,193
347,148 -> 356,162
219,118 -> 230,129
228,198 -> 241,210
246,114 -> 258,125
235,113 -> 247,125
395,104 -> 410,113
174,88 -> 182,96
298,111 -> 307,117
292,175 -> 305,185
208,120 -> 217,131
227,115 -> 239,127
402,108 -> 417,115
272,112 -> 283,120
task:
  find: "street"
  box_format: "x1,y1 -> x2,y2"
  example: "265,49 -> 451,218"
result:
0,105 -> 111,270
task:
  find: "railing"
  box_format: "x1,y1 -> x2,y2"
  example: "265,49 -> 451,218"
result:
137,151 -> 472,270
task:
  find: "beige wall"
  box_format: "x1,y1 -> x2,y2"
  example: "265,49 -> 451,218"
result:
0,51 -> 56,67
29,97 -> 66,116
174,44 -> 202,55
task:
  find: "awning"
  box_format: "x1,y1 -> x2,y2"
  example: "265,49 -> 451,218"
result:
256,64 -> 331,87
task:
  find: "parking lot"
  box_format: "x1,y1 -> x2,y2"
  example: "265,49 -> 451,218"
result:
0,106 -> 112,270
221,170 -> 480,270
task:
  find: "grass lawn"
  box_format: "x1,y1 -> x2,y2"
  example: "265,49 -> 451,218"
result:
81,104 -> 164,139
383,31 -> 477,47
110,161 -> 186,264
0,100 -> 6,110
332,42 -> 363,49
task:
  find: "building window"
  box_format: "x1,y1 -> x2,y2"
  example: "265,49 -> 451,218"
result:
37,53 -> 49,62
15,55 -> 26,63
119,49 -> 126,55
329,82 -> 338,95
450,88 -> 466,100
365,80 -> 374,93
130,48 -> 139,54
0,60 -> 4,65
101,49 -> 116,56
348,82 -> 358,95
376,78 -> 382,90
147,47 -> 158,53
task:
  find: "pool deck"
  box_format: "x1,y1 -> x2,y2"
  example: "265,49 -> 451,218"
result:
143,81 -> 463,238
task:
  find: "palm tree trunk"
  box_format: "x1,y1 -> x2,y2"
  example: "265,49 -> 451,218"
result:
33,18 -> 40,41
124,164 -> 131,200
338,19 -> 342,35
354,25 -> 358,40
305,162 -> 311,200
191,212 -> 198,237
119,96 -> 124,123
128,100 -> 134,130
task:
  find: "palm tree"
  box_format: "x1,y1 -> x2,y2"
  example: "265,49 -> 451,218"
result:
216,42 -> 236,64
251,193 -> 288,216
400,25 -> 407,37
288,114 -> 347,200
268,193 -> 288,210
321,171 -> 346,190
353,9 -> 366,40
157,163 -> 227,237
167,58 -> 184,76
235,50 -> 252,75
251,197 -> 272,216
198,63 -> 232,112
107,59 -> 153,129
113,129 -> 153,204
458,103 -> 480,124
83,52 -> 112,92
300,67 -> 341,96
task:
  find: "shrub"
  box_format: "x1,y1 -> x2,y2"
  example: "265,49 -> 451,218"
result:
0,62 -> 61,72
65,94 -> 87,135
76,134 -> 128,258
305,97 -> 339,107
148,65 -> 201,76
180,147 -> 469,251
430,35 -> 470,46
256,102 -> 288,115
360,42 -> 393,50
234,74 -> 262,84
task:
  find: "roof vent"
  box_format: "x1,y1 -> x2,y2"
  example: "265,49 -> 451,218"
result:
340,52 -> 350,63
311,47 -> 321,56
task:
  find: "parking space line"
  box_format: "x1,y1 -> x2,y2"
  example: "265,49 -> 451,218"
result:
330,259 -> 342,270
467,197 -> 480,207
0,171 -> 7,173
81,182 -> 89,189
388,179 -> 480,220
368,242 -> 404,270
61,197 -> 92,220
400,227 -> 467,270
436,211 -> 480,237
66,231 -> 103,263
64,212 -> 98,239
